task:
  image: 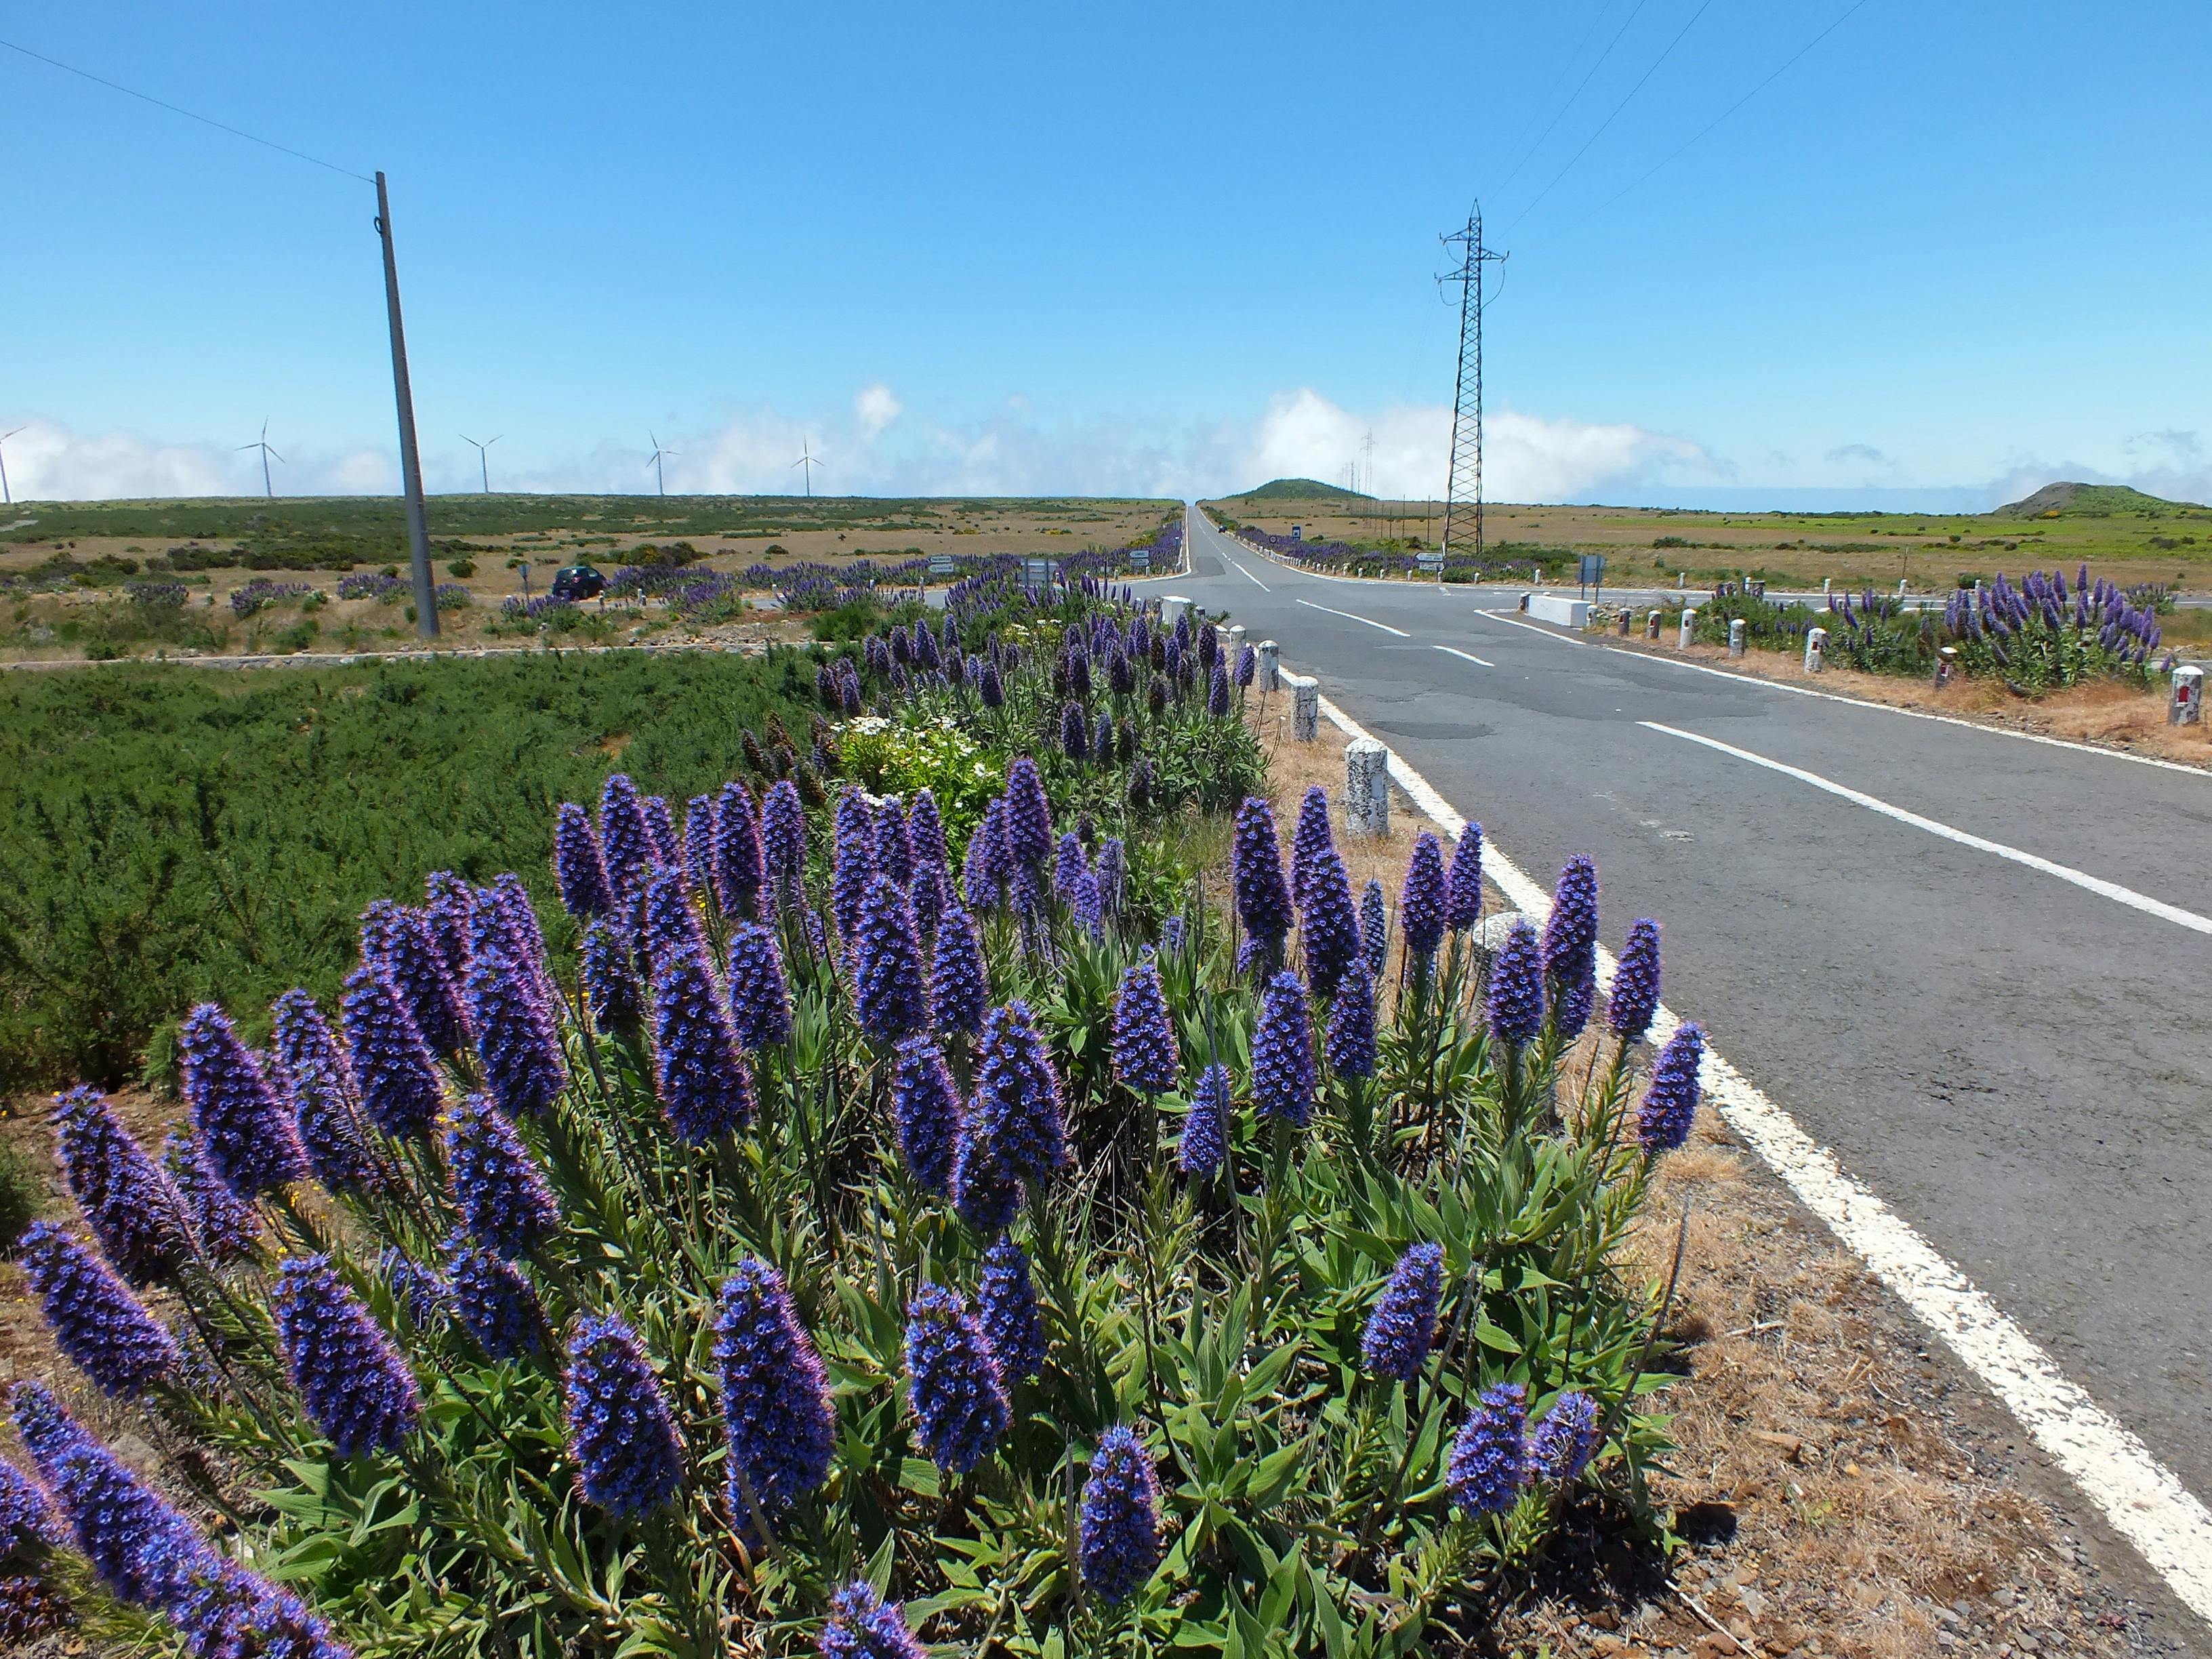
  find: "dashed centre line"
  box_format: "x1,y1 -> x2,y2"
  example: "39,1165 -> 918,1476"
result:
1434,644 -> 1496,668
1294,598 -> 1408,636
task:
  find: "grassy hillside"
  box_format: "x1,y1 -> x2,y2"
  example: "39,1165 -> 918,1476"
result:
1222,477 -> 1374,504
1996,481 -> 2205,517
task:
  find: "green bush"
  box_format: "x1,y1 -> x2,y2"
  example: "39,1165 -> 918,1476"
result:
447,558 -> 477,579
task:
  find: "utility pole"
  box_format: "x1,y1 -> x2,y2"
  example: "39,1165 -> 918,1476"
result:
375,171 -> 439,639
1441,203 -> 1507,565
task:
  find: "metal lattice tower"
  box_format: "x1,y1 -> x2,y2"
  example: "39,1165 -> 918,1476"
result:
1441,205 -> 1507,562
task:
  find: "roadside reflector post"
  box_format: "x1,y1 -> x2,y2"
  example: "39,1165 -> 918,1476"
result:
1645,609 -> 1661,640
2173,664 -> 2203,726
1284,672 -> 1319,741
1617,610 -> 1631,636
1934,644 -> 1958,689
1677,571 -> 1686,589
1679,606 -> 1698,649
1224,623 -> 1246,661
1728,618 -> 1747,658
1345,739 -> 1390,837
1898,578 -> 1909,597
1805,626 -> 1828,672
1257,639 -> 1280,693
1822,577 -> 1832,596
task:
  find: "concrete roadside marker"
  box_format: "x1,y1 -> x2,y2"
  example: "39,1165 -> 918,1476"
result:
1162,595 -> 1191,628
1935,644 -> 1958,689
1312,689 -> 2212,1629
1645,609 -> 1661,640
1728,618 -> 1746,658
1805,626 -> 1827,672
1257,640 -> 1279,693
1285,672 -> 1319,741
2175,664 -> 2203,726
1679,606 -> 1698,649
1345,738 -> 1389,836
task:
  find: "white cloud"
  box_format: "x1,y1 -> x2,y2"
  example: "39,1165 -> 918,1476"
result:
0,417 -> 391,503
854,384 -> 902,440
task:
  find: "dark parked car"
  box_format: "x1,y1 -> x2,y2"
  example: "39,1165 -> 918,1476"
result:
550,564 -> 605,601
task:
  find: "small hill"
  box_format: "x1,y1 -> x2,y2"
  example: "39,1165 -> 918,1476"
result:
1996,481 -> 2204,517
1228,477 -> 1374,504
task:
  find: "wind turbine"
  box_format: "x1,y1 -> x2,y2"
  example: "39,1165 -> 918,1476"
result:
0,427 -> 23,506
237,420 -> 283,499
460,433 -> 502,493
792,441 -> 823,498
646,433 -> 676,497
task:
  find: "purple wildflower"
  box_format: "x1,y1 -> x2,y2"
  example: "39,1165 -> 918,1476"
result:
17,1224 -> 178,1399
51,1087 -> 188,1287
1070,868 -> 1105,939
1061,700 -> 1089,762
564,1315 -> 684,1517
762,779 -> 807,907
891,1036 -> 961,1193
1299,846 -> 1363,998
1448,1382 -> 1528,1517
581,922 -> 644,1032
1637,1023 -> 1704,1154
178,1003 -> 308,1198
1004,758 -> 1053,867
1528,1390 -> 1601,1484
875,796 -> 914,888
445,1094 -> 559,1258
1359,878 -> 1388,978
818,1581 -> 928,1659
1180,1063 -> 1231,1178
1290,785 -> 1333,905
1540,855 -> 1600,989
1555,967 -> 1596,1041
1080,1427 -> 1164,1604
977,1236 -> 1045,1382
962,798 -> 1011,911
1399,833 -> 1448,962
638,866 -> 709,975
1486,918 -> 1547,1048
1111,958 -> 1179,1096
641,794 -> 680,869
682,794 -> 717,896
465,939 -> 569,1116
1207,661 -> 1230,717
554,802 -> 614,920
904,1283 -> 1009,1475
930,904 -> 989,1037
1054,830 -> 1088,903
273,1255 -> 421,1456
832,790 -> 878,941
1231,796 -> 1292,952
855,876 -> 932,1043
1445,822 -> 1484,932
1325,958 -> 1378,1080
1251,972 -> 1316,1127
423,871 -> 476,975
714,782 -> 767,918
161,1127 -> 262,1263
1607,919 -> 1662,1043
651,945 -> 756,1143
962,1001 -> 1068,1185
598,774 -> 657,895
1096,837 -> 1126,916
441,1237 -> 543,1361
716,1259 -> 836,1517
0,1454 -> 56,1557
340,965 -> 445,1141
270,990 -> 384,1197
725,921 -> 794,1050
1361,1243 -> 1443,1383
1235,642 -> 1256,687
360,901 -> 468,1056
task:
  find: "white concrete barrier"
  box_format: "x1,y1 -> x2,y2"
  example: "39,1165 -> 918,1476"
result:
1284,673 -> 1319,741
1162,595 -> 1191,628
1525,594 -> 1591,628
1346,739 -> 1389,837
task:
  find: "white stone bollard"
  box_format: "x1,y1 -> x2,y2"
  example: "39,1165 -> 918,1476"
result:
2173,664 -> 2204,726
1822,577 -> 1832,596
1934,644 -> 1958,688
1805,626 -> 1828,672
1677,571 -> 1686,589
1224,623 -> 1246,661
1728,618 -> 1746,658
1898,578 -> 1909,597
1679,606 -> 1698,649
1617,610 -> 1631,636
1256,639 -> 1280,693
1345,739 -> 1390,837
1284,673 -> 1319,741
1645,609 -> 1661,640
1161,595 -> 1191,628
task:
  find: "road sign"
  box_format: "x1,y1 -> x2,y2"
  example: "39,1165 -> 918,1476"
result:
1416,550 -> 1444,573
1128,548 -> 1149,573
1290,525 -> 1303,541
1023,557 -> 1054,586
927,554 -> 956,577
1578,554 -> 1605,587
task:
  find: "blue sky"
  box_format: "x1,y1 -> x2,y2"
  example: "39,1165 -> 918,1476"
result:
4,1 -> 2209,508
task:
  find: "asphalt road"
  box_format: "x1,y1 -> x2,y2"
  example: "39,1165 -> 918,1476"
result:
1172,508 -> 2212,1519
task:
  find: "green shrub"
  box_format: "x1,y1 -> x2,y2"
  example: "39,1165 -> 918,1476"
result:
447,558 -> 477,578
0,1136 -> 39,1250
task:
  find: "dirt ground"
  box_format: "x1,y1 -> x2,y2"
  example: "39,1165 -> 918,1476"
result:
1258,710 -> 2196,1658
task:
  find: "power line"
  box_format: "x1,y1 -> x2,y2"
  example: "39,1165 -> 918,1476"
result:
1551,0 -> 1876,239
0,35 -> 373,184
1491,0 -> 1654,203
1505,0 -> 1717,234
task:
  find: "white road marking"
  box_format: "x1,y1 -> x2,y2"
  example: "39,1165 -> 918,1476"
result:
1294,598 -> 1409,637
1642,720 -> 2212,937
1434,644 -> 1496,668
1468,605 -> 2211,781
1311,687 -> 2212,1629
1220,553 -> 1271,590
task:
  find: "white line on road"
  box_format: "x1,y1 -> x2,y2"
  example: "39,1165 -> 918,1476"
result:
1642,720 -> 2212,937
1221,553 -> 1270,590
1294,598 -> 1409,637
1312,689 -> 2212,1628
1434,644 -> 1496,668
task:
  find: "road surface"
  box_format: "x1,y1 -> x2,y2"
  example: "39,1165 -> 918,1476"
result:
1170,507 -> 2212,1558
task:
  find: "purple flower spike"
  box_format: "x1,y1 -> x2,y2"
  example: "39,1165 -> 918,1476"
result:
340,965 -> 445,1141
1607,919 -> 1662,1043
1111,958 -> 1179,1097
714,782 -> 766,918
554,802 -> 614,920
271,991 -> 384,1197
1061,700 -> 1089,762
1070,868 -> 1105,940
441,1237 -> 543,1361
1554,967 -> 1596,1042
424,870 -> 476,975
650,945 -> 756,1144
762,779 -> 808,907
1290,785 -> 1333,905
598,774 -> 657,895
360,900 -> 468,1056
963,1001 -> 1068,1185
855,876 -> 931,1043
563,1314 -> 684,1517
1054,831 -> 1088,903
1448,1382 -> 1528,1517
725,921 -> 794,1050
638,866 -> 709,975
716,1258 -> 836,1517
1236,642 -> 1256,687
0,1453 -> 56,1557
1251,972 -> 1316,1127
683,794 -> 717,895
977,1236 -> 1045,1383
466,939 -> 569,1117
17,1224 -> 179,1400
819,1581 -> 928,1659
1361,1242 -> 1443,1383
1096,837 -> 1127,916
1231,796 -> 1293,951
1446,821 -> 1484,933
581,922 -> 644,1032
163,1126 -> 262,1263
1299,846 -> 1363,998
962,798 -> 1011,911
1399,833 -> 1448,962
892,1036 -> 961,1194
274,1255 -> 421,1457
1325,958 -> 1378,1080
904,1282 -> 1009,1476
930,905 -> 989,1037
1540,855 -> 1600,989
875,796 -> 914,888
1486,918 -> 1547,1048
1004,758 -> 1053,867
1080,1427 -> 1165,1604
1528,1390 -> 1601,1484
1207,661 -> 1231,717
1637,1022 -> 1704,1155
1180,1063 -> 1232,1179
907,789 -> 949,876
446,1094 -> 559,1258
832,790 -> 879,942
1359,878 -> 1388,978
52,1086 -> 189,1287
641,794 -> 681,869
179,1003 -> 308,1199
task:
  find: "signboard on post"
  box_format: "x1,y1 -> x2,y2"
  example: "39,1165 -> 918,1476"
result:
1128,548 -> 1149,573
1416,550 -> 1444,582
1578,553 -> 1605,598
1290,525 -> 1303,541
1022,557 -> 1054,588
927,554 -> 956,579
